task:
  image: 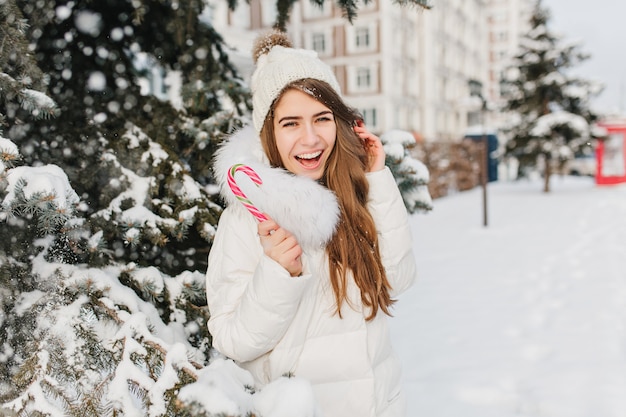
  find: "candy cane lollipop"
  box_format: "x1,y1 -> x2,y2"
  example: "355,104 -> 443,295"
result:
227,164 -> 268,222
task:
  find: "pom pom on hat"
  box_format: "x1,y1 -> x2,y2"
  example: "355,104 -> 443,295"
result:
252,30 -> 293,63
250,30 -> 342,134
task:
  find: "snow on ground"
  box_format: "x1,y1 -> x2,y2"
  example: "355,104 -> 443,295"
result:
391,175 -> 626,416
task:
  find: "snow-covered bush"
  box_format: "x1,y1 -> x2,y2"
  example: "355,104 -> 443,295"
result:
381,129 -> 433,213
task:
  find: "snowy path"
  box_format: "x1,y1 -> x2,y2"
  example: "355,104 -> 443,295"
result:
391,177 -> 626,416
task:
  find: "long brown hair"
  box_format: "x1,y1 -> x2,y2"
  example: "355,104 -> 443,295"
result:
260,79 -> 395,320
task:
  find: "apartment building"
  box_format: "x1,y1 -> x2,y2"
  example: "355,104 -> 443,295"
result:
208,0 -> 530,142
293,1 -> 425,137
485,0 -> 534,111
425,0 -> 487,140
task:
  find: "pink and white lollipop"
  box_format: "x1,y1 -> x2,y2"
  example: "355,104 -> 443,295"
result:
227,164 -> 268,222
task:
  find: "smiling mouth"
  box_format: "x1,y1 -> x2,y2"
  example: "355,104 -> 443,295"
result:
296,151 -> 322,166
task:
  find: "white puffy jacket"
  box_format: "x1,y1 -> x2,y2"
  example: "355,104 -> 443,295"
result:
206,126 -> 417,417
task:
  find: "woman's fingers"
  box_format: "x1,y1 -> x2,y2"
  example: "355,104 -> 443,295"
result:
258,216 -> 303,277
353,124 -> 386,172
258,217 -> 279,237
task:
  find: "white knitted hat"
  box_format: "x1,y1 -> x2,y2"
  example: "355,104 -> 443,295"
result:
250,30 -> 342,134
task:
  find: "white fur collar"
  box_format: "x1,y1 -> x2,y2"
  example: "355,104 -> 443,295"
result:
213,126 -> 339,250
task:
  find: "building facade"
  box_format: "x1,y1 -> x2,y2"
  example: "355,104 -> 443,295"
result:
208,0 -> 531,142
484,0 -> 534,120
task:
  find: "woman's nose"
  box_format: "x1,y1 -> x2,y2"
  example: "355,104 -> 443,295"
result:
300,123 -> 319,146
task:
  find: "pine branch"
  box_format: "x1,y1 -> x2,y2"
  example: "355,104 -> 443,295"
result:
18,89 -> 58,119
0,138 -> 21,168
255,0 -> 432,31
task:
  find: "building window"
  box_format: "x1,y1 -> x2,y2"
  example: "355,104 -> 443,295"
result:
348,64 -> 377,93
312,32 -> 326,54
355,27 -> 370,49
361,108 -> 378,128
467,110 -> 480,127
346,23 -> 378,54
305,30 -> 332,57
356,67 -> 371,89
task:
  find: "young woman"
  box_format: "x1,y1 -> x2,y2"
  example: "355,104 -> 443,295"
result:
206,30 -> 417,417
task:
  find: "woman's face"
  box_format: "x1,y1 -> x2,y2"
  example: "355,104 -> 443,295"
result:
272,89 -> 337,180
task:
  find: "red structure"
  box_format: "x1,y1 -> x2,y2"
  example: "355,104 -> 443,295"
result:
596,120 -> 626,185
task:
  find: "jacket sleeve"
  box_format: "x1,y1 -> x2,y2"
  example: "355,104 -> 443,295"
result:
205,207 -> 312,363
366,167 -> 417,297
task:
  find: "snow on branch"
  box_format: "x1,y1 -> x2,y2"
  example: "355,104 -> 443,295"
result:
3,165 -> 79,209
19,88 -> 58,119
0,137 -> 20,172
380,129 -> 433,214
530,111 -> 589,138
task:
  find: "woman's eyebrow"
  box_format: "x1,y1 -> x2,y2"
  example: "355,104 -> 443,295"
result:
277,115 -> 301,124
277,110 -> 332,124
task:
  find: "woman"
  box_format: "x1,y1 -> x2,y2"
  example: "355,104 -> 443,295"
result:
206,30 -> 417,417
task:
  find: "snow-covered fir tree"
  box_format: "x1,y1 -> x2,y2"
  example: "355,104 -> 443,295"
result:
1,0 -> 247,414
500,0 -> 603,192
1,0 -> 432,415
380,130 -> 432,213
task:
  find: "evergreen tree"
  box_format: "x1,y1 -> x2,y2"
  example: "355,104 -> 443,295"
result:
500,0 -> 602,192
1,0 -> 245,414
380,129 -> 432,213
1,0 -> 432,415
5,0 -> 250,275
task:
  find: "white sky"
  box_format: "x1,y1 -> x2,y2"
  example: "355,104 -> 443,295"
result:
543,0 -> 626,115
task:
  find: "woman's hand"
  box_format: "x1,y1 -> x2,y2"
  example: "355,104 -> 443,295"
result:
258,216 -> 303,277
354,120 -> 385,172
